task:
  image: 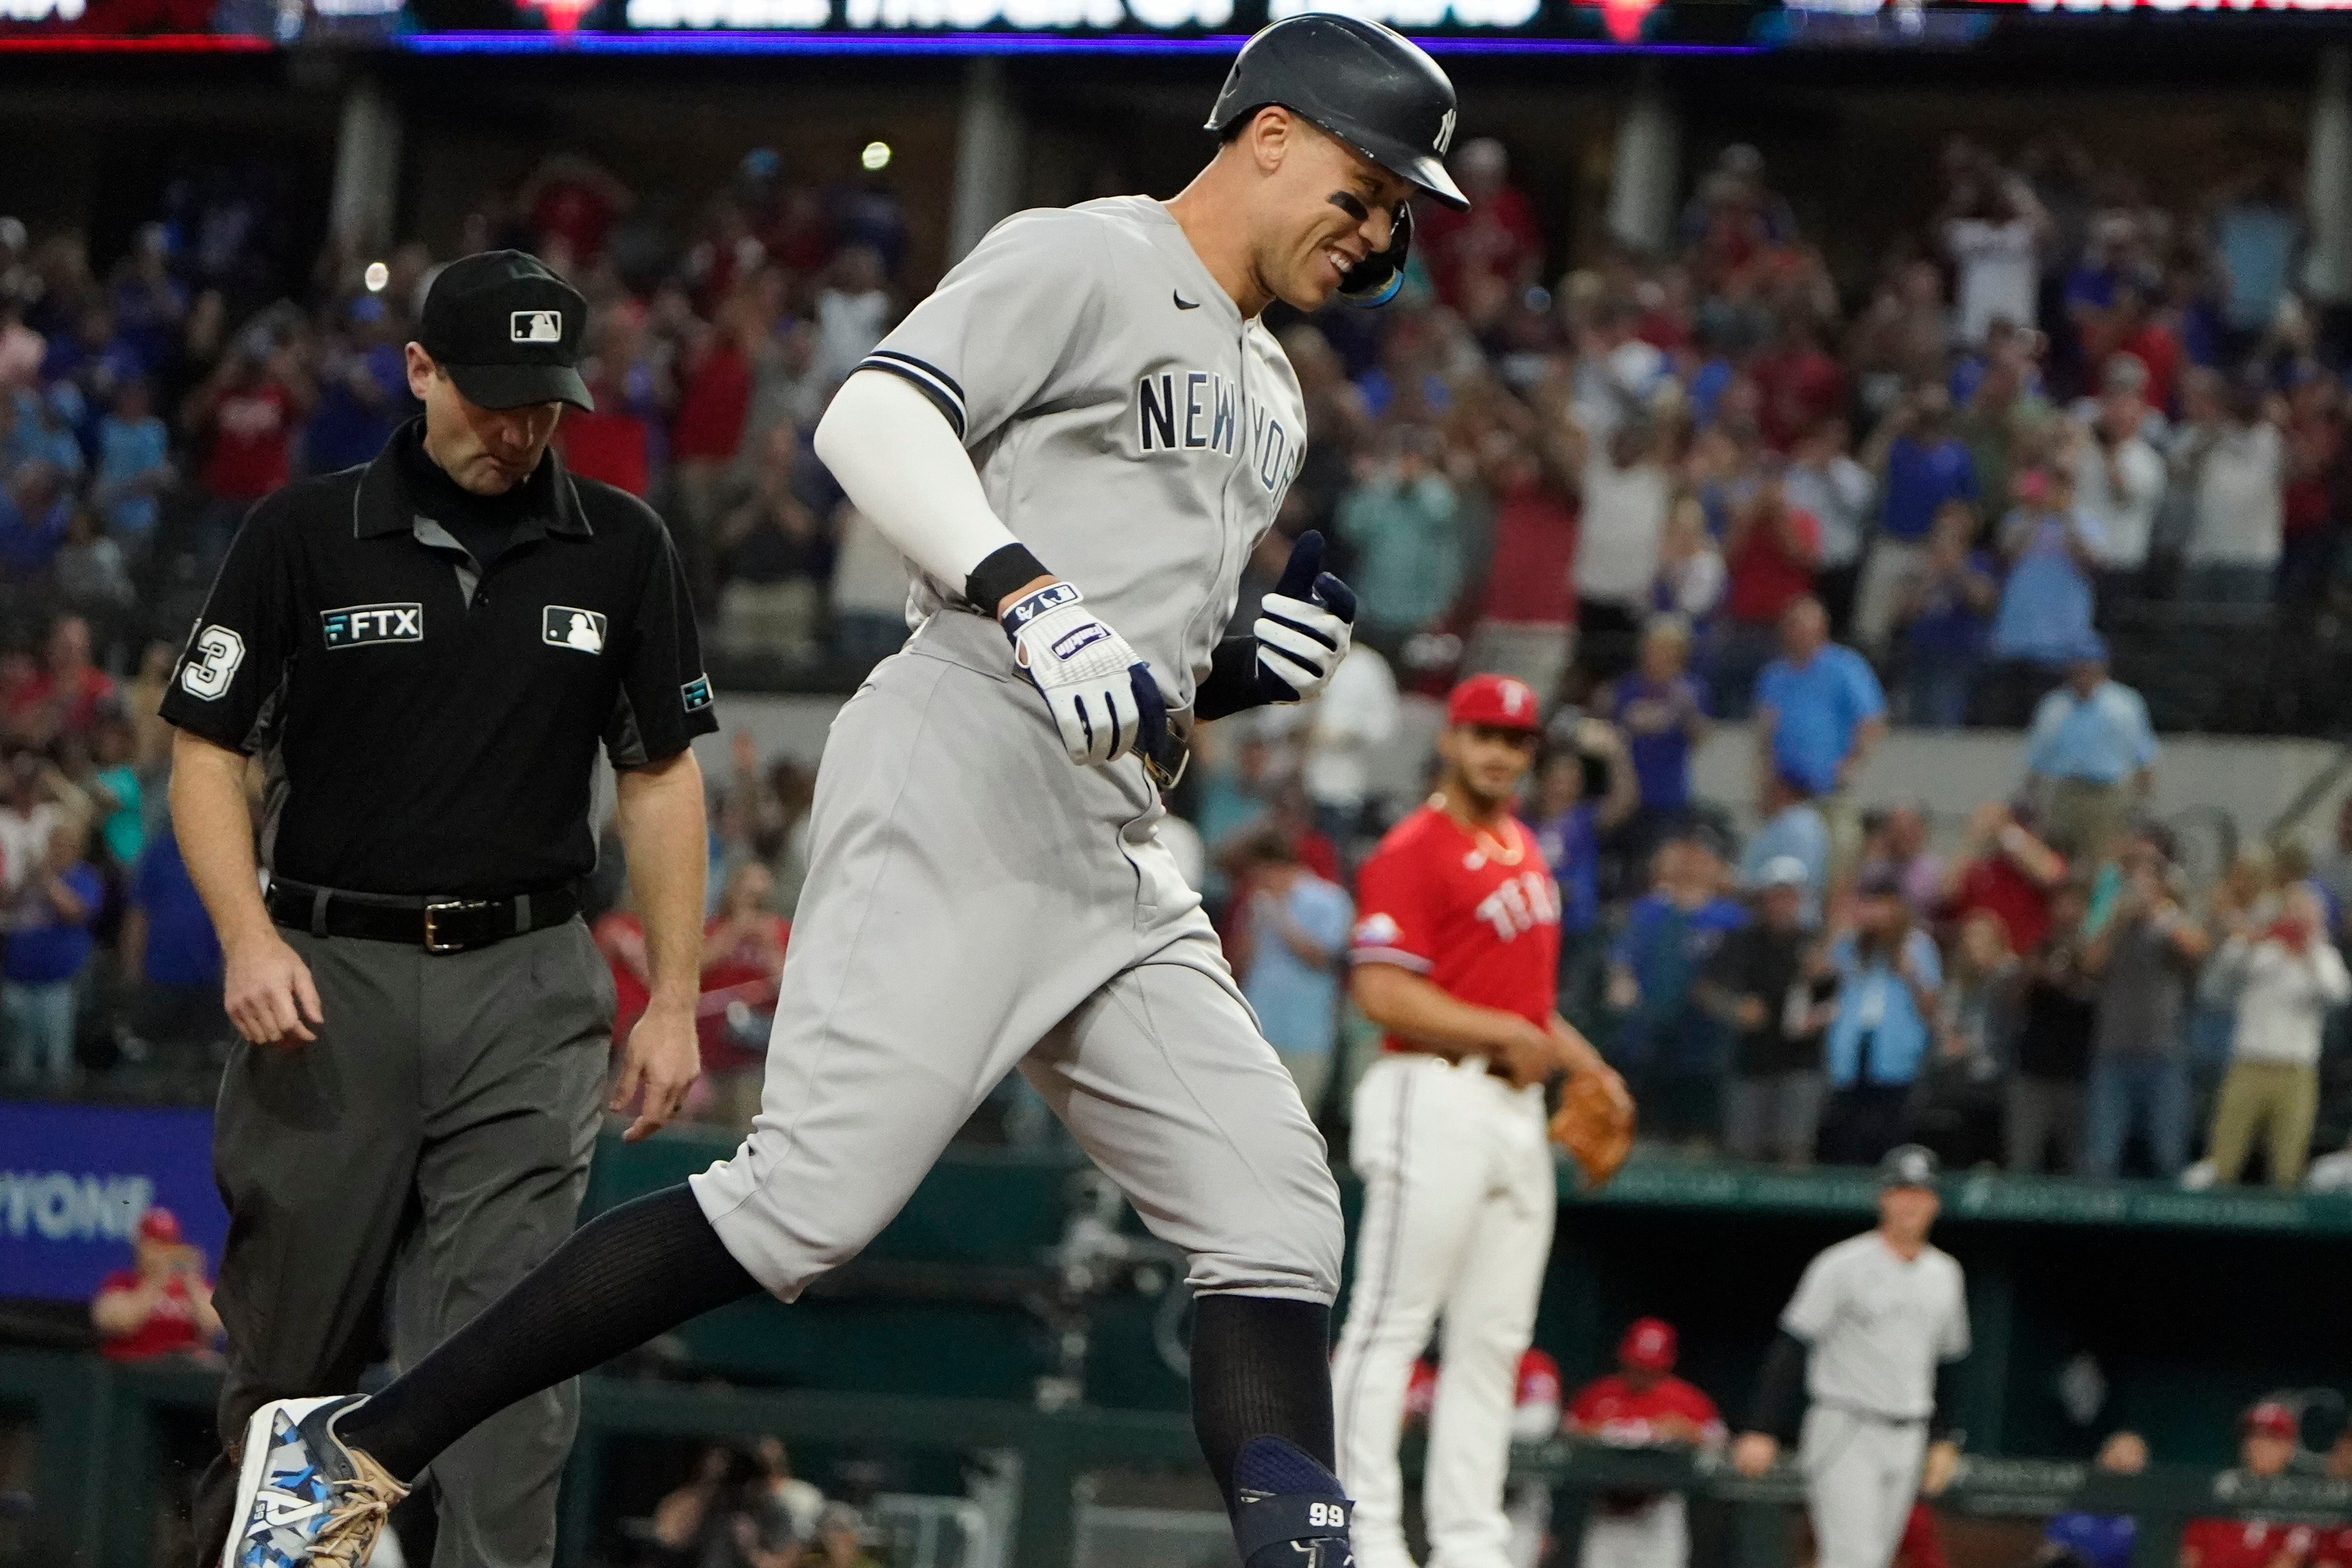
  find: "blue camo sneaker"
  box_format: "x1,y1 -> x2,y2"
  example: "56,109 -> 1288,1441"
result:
222,1394 -> 409,1568
1231,1435 -> 1355,1567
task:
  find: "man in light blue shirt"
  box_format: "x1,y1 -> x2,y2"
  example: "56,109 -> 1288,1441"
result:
1238,835 -> 1354,1120
1739,772 -> 1830,927
1752,596 -> 1887,799
2025,637 -> 2156,860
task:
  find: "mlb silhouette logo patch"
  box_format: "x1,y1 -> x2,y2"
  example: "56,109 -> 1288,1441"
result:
511,310 -> 563,344
543,606 -> 606,653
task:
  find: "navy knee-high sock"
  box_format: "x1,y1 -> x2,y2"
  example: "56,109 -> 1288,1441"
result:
339,1186 -> 761,1481
1188,1295 -> 1337,1511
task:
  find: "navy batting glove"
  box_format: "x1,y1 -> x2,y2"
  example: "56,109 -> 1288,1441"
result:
1254,530 -> 1357,703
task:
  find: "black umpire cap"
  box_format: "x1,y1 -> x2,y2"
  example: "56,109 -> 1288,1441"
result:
1880,1144 -> 1941,1189
418,250 -> 595,412
1206,14 -> 1469,211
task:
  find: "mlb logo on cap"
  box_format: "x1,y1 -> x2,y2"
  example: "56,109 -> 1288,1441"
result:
1445,672 -> 1542,732
511,310 -> 563,344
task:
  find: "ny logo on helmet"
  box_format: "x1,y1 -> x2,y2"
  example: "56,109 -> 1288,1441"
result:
1435,107 -> 1457,157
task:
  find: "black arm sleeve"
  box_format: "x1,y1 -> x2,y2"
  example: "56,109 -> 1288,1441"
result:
1930,1358 -> 1965,1442
1193,638 -> 1267,722
1747,1330 -> 1809,1441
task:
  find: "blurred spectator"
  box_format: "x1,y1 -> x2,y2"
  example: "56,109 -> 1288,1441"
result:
120,819 -> 228,1062
811,1503 -> 882,1568
1464,425 -> 1578,701
1820,871 -> 1942,1165
1751,596 -> 1886,811
8,614 -> 117,747
698,860 -> 791,1125
85,711 -> 142,871
672,300 -> 759,585
1942,166 -> 2048,348
1574,415 -> 1676,688
2204,883 -> 2348,1187
2177,373 -> 2284,604
2004,888 -> 2098,1161
2031,1429 -> 2146,1568
2179,1403 -> 2308,1568
1891,501 -> 1999,728
1739,771 -> 1830,929
1296,644 -> 1401,842
813,245 -> 894,390
53,506 -> 137,635
713,424 -> 833,665
1859,805 -> 1945,920
90,1207 -> 221,1362
90,376 -> 173,550
2279,364 -> 2343,605
1531,717 -> 1638,1025
2209,167 -> 2303,352
1984,469 -> 2105,726
1564,1317 -> 1725,1568
0,460 -> 72,580
1715,455 -> 1824,705
303,295 -> 409,475
1650,494 -> 1727,633
751,1436 -> 824,1544
1607,835 -> 1746,1143
2,817 -> 100,1086
1783,419 -> 1871,631
2082,825 -> 2205,1181
1940,800 -> 2068,957
1338,425 -> 1462,660
1234,832 -> 1351,1118
2070,361 -> 2169,603
182,326 -> 311,551
1934,909 -> 2019,1095
1703,856 -> 1832,1166
2023,640 -> 2156,862
1599,617 -> 1709,848
1862,390 -> 1975,672
1415,138 -> 1544,312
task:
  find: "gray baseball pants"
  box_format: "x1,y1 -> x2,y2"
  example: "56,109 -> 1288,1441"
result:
193,919 -> 613,1568
690,645 -> 1344,1306
1799,1405 -> 1926,1568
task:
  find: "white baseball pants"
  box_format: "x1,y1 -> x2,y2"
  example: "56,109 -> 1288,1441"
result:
1579,1495 -> 1689,1568
1332,1053 -> 1557,1568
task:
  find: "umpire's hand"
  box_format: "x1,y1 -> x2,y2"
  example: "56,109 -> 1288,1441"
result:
610,999 -> 700,1142
225,929 -> 325,1046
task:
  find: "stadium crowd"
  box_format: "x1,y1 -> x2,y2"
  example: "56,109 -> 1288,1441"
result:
4,129 -> 2352,1188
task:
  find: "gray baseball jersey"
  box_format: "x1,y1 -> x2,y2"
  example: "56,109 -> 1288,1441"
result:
1780,1232 -> 1969,1420
853,196 -> 1308,711
688,197 -> 1341,1310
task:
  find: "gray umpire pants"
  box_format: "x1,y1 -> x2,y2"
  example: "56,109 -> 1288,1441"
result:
191,919 -> 614,1568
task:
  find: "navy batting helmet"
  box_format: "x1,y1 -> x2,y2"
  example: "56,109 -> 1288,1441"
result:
1205,14 -> 1468,212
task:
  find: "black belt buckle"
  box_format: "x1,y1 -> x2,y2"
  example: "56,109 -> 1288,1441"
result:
423,899 -> 491,953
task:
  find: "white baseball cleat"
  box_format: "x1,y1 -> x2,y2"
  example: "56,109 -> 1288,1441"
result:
221,1394 -> 408,1568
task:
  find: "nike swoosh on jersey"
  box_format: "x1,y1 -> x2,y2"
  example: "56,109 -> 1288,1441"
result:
1174,290 -> 1201,310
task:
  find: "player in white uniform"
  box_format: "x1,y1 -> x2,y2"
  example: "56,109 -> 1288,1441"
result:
212,18 -> 1472,1568
1730,1145 -> 1970,1568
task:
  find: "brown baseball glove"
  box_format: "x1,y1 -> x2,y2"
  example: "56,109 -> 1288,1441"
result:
1549,1068 -> 1635,1188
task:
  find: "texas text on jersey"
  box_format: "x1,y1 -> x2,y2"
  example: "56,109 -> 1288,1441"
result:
1350,803 -> 1562,1054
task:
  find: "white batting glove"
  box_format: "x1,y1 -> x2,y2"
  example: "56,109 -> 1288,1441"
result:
1253,529 -> 1358,704
1000,581 -> 1169,767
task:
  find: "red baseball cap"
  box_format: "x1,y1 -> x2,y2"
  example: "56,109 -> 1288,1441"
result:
1619,1317 -> 1677,1374
2245,1401 -> 2298,1439
1445,673 -> 1543,733
137,1207 -> 182,1245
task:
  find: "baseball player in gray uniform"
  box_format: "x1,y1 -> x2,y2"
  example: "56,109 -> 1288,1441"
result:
209,17 -> 1470,1568
1731,1145 -> 1970,1568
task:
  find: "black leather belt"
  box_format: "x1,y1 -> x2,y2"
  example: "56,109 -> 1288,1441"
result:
1143,728 -> 1191,791
266,879 -> 579,954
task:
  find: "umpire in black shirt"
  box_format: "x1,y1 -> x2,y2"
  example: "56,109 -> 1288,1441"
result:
168,251 -> 717,1568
